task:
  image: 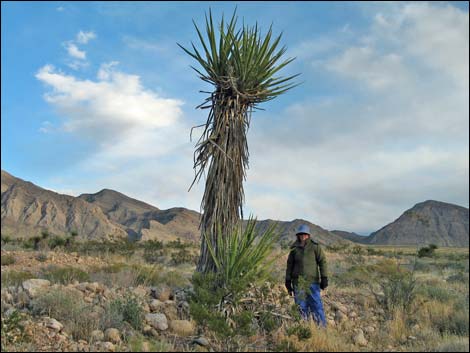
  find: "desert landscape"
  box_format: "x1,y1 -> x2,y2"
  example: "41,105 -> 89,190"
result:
2,2 -> 468,352
1,171 -> 469,352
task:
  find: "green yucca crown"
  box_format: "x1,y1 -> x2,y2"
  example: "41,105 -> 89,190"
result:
178,9 -> 300,105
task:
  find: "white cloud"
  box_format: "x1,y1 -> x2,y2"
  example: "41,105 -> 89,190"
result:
243,2 -> 469,233
64,42 -> 86,59
76,30 -> 96,44
36,63 -> 183,144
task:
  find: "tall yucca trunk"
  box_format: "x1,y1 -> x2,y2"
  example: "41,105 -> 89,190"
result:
197,93 -> 250,272
179,9 -> 298,274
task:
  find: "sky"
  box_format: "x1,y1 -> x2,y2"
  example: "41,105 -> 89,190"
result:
1,1 -> 469,235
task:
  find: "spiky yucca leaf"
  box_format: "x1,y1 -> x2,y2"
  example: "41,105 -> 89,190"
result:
178,9 -> 299,104
202,217 -> 279,293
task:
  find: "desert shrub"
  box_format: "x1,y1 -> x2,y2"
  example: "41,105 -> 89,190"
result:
326,242 -> 350,253
274,339 -> 299,352
142,240 -> 164,250
103,295 -> 144,330
143,248 -> 165,264
435,337 -> 470,352
418,284 -> 458,303
447,271 -> 469,284
413,259 -> 432,272
356,259 -> 419,319
1,271 -> 34,288
286,323 -> 312,340
1,235 -> 12,244
35,253 -> 48,262
1,254 -> 16,266
31,287 -> 99,340
418,244 -> 438,258
350,245 -> 367,256
428,301 -> 469,336
1,310 -> 27,350
31,287 -> 83,318
166,238 -> 188,249
42,265 -> 90,284
366,247 -> 384,256
170,248 -> 198,265
127,335 -> 172,352
48,235 -> 69,249
111,295 -> 144,330
23,236 -> 43,250
100,301 -> 124,331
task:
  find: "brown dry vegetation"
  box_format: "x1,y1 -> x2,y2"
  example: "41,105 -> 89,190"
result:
1,240 -> 469,352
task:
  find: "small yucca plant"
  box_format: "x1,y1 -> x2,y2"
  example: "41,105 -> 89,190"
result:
179,9 -> 298,273
203,217 -> 279,302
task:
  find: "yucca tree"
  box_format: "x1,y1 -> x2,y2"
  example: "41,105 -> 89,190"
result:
179,9 -> 299,273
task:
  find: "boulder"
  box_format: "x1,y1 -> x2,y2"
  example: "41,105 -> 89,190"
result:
104,328 -> 121,344
22,279 -> 51,297
91,330 -> 105,342
353,329 -> 368,347
151,286 -> 171,301
149,299 -> 163,312
145,313 -> 168,331
44,318 -> 63,332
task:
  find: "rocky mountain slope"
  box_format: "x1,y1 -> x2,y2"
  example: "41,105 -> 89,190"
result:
1,170 -> 127,241
254,219 -> 349,246
79,189 -> 200,242
366,200 -> 469,247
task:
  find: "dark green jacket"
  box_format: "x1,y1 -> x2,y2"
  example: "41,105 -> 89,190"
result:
285,238 -> 328,285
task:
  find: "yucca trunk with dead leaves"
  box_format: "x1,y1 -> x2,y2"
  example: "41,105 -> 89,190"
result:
179,10 -> 298,273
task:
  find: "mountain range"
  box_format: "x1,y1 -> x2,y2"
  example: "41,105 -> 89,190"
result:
1,170 -> 468,247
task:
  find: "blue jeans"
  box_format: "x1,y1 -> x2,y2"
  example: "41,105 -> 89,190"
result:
294,282 -> 326,327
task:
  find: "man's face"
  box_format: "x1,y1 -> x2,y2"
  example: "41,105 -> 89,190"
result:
297,233 -> 310,242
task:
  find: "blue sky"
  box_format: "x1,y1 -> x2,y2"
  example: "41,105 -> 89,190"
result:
2,1 -> 469,234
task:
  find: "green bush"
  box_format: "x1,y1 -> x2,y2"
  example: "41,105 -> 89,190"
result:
418,284 -> 457,303
286,323 -> 312,340
48,236 -> 67,249
1,254 -> 16,266
42,265 -> 90,284
418,244 -> 438,258
170,248 -> 198,265
143,248 -> 164,264
31,288 -> 98,340
358,259 -> 418,319
447,272 -> 469,284
1,235 -> 12,244
1,310 -> 27,350
103,295 -> 144,330
1,271 -> 35,288
127,335 -> 172,352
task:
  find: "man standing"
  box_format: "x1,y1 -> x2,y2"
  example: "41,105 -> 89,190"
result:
285,224 -> 328,326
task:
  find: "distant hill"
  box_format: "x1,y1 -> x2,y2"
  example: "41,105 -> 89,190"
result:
1,170 -> 348,245
367,200 -> 469,247
254,219 -> 349,246
2,170 -> 467,247
331,230 -> 369,244
79,190 -> 200,243
1,170 -> 127,241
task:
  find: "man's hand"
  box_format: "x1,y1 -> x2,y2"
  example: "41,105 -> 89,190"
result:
285,279 -> 293,296
320,276 -> 328,290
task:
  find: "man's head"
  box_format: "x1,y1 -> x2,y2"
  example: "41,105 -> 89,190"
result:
296,224 -> 311,242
